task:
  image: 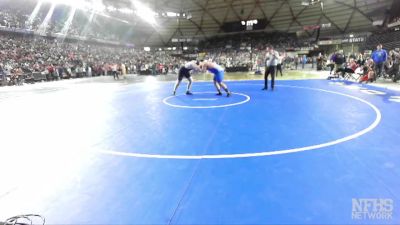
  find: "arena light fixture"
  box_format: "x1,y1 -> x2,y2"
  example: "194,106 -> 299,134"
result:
302,0 -> 323,10
144,47 -> 151,52
119,8 -> 134,14
166,12 -> 178,17
107,6 -> 117,12
321,23 -> 331,28
302,0 -> 321,6
159,11 -> 189,19
372,20 -> 384,26
92,0 -> 105,12
132,0 -> 157,25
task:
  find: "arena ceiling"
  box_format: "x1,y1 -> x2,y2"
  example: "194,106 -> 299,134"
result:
120,0 -> 391,46
100,0 -> 393,45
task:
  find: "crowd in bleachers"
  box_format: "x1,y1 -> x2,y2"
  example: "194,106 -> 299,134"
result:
325,44 -> 400,83
1,0 -> 400,86
363,30 -> 400,52
198,28 -> 400,84
0,33 -> 184,85
2,30 -> 399,86
200,32 -> 302,68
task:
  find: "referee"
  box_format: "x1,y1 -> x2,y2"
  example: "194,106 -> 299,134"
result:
262,46 -> 279,91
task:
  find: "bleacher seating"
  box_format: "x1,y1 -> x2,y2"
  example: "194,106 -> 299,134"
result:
364,31 -> 400,50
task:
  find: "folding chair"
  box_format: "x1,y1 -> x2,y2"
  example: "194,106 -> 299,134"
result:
343,69 -> 357,80
353,67 -> 364,82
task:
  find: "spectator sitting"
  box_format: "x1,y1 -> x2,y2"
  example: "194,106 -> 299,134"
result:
359,58 -> 375,83
332,50 -> 346,76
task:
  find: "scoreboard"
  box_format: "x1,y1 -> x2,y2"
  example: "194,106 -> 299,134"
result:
221,19 -> 267,32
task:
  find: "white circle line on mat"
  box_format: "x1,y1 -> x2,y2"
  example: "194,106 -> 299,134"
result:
98,84 -> 381,159
162,92 -> 251,109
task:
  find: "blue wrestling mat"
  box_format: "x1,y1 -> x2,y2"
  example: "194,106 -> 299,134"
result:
0,79 -> 399,225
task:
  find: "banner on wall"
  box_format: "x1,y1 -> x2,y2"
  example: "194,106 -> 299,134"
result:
341,37 -> 365,43
318,37 -> 365,45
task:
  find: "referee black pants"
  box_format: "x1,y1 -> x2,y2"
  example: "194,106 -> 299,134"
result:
277,63 -> 283,76
264,66 -> 276,90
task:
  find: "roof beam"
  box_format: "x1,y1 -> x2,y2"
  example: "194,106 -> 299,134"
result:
311,14 -> 323,37
286,5 -> 308,33
191,0 -> 222,26
256,0 -> 268,21
188,0 -> 285,13
142,19 -> 170,46
335,0 -> 373,22
224,0 -> 243,21
343,0 -> 357,33
322,12 -> 344,33
245,0 -> 258,21
264,0 -> 286,29
166,28 -> 180,45
286,1 -> 311,36
217,0 -> 234,33
189,19 -> 208,39
194,0 -> 210,36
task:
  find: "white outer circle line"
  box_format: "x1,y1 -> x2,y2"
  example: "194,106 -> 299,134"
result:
163,92 -> 251,109
193,98 -> 218,101
98,85 -> 382,159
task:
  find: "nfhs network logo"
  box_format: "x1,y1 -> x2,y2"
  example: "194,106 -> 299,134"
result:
352,198 -> 393,220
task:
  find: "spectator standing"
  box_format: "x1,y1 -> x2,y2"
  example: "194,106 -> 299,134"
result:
121,63 -> 126,78
311,56 -> 315,69
316,53 -> 323,71
302,55 -> 307,69
371,44 -> 388,80
276,52 -> 283,76
112,63 -> 118,80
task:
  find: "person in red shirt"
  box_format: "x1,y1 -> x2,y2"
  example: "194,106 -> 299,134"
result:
359,59 -> 375,83
348,59 -> 358,72
47,64 -> 55,80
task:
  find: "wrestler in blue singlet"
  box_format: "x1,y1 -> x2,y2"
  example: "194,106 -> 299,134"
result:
203,62 -> 231,97
207,63 -> 224,83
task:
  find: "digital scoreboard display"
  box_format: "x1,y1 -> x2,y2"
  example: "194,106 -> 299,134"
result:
221,19 -> 267,32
